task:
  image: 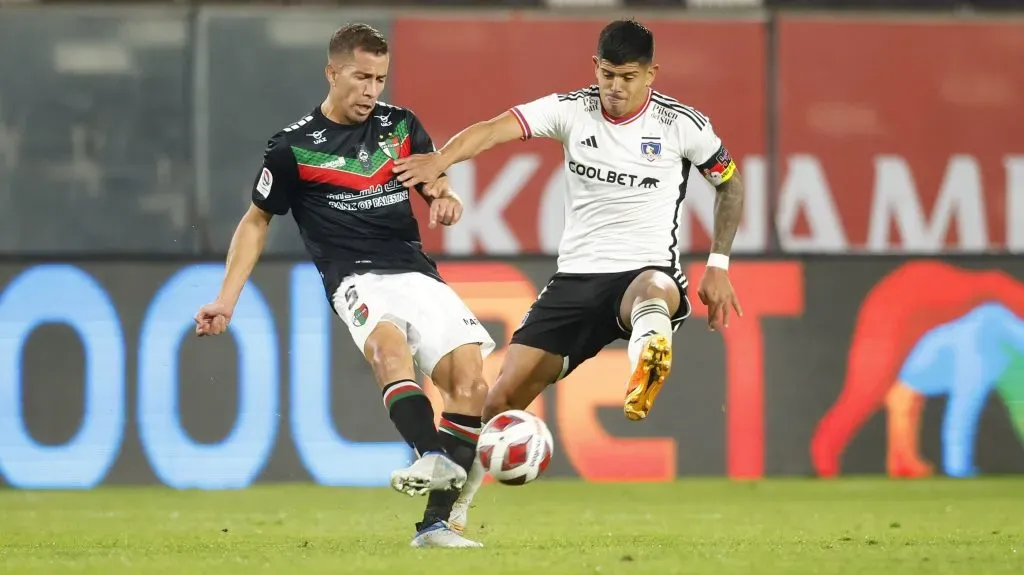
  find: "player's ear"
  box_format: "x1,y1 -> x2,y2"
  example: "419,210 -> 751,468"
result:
324,64 -> 334,87
592,55 -> 600,77
646,63 -> 659,87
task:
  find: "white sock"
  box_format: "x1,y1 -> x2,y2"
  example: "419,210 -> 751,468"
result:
627,298 -> 672,369
456,456 -> 485,505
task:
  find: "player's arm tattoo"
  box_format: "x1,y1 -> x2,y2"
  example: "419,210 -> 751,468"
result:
711,173 -> 744,256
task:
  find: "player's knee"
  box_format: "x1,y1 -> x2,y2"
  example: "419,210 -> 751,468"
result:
365,342 -> 412,383
624,270 -> 680,312
640,271 -> 677,299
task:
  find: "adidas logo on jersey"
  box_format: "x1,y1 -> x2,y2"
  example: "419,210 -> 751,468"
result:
580,135 -> 598,148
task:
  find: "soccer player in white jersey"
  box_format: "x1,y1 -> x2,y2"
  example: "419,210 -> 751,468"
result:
394,17 -> 744,515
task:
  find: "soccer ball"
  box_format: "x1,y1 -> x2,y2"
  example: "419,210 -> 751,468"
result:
476,410 -> 554,485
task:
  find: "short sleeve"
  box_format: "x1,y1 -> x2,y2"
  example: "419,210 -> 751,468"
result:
404,110 -> 448,188
406,111 -> 436,155
510,93 -> 570,142
683,118 -> 737,188
251,134 -> 299,215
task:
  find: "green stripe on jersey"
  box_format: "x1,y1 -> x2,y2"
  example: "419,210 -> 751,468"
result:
291,118 -> 410,177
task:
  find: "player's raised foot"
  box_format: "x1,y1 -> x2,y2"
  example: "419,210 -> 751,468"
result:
410,521 -> 484,548
623,333 -> 672,421
390,452 -> 467,496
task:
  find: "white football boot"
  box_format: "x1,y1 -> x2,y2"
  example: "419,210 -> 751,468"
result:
410,521 -> 483,548
390,452 -> 467,496
447,456 -> 486,534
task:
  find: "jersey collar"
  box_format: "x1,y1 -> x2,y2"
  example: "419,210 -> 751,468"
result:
600,88 -> 652,126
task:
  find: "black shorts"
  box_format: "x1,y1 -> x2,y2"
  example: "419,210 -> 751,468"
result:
509,265 -> 690,379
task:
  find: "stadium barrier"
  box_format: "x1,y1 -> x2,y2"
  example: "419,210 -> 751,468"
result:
1,257 -> 1022,489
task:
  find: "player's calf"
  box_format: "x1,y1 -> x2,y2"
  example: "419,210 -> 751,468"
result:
482,344 -> 563,422
418,344 -> 488,532
363,324 -> 464,495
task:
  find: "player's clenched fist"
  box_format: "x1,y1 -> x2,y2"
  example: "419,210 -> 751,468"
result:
429,195 -> 463,229
194,301 -> 232,336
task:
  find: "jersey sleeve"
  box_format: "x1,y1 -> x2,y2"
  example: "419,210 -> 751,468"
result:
682,117 -> 737,188
510,93 -> 571,142
406,111 -> 437,155
251,133 -> 299,215
405,110 -> 450,187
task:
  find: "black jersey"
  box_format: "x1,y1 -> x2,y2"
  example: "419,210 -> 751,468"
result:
250,103 -> 442,298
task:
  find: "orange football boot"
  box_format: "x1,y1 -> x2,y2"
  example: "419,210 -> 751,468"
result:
623,334 -> 672,421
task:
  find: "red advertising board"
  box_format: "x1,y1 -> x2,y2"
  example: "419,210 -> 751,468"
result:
391,17 -> 766,256
391,17 -> 1024,256
777,17 -> 1024,253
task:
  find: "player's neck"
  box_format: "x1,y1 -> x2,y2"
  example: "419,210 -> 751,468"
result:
601,88 -> 651,123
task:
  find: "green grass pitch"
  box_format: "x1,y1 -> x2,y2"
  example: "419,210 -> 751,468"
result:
1,478 -> 1022,574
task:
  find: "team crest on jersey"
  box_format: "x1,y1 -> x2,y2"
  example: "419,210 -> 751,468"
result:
640,137 -> 662,162
352,303 -> 369,327
378,133 -> 401,161
357,144 -> 372,170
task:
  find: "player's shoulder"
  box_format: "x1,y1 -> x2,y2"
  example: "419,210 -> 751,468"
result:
266,110 -> 319,147
539,85 -> 599,114
555,84 -> 599,103
649,90 -> 710,132
374,100 -> 419,122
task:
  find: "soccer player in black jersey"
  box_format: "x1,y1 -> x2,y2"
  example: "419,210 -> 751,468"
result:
194,24 -> 491,549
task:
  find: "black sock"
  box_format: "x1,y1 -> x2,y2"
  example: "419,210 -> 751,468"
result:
382,380 -> 443,456
418,412 -> 482,531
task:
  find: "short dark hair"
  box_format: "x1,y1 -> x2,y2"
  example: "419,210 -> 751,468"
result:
328,23 -> 389,58
596,19 -> 654,66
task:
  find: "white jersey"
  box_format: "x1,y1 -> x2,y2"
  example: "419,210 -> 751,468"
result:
510,85 -> 735,276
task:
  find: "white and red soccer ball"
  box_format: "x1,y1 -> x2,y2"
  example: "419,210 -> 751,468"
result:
476,410 -> 554,485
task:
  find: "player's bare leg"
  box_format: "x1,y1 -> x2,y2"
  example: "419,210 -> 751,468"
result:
619,270 -> 682,421
426,343 -> 563,540
412,343 -> 488,548
482,343 -> 565,422
363,323 -> 467,497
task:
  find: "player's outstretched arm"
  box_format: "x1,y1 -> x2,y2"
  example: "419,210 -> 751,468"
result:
436,112 -> 526,170
393,112 -> 524,192
196,133 -> 296,336
194,204 -> 272,336
698,171 -> 745,331
218,204 -> 272,308
690,129 -> 746,331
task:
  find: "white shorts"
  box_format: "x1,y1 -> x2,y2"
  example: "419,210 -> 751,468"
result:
332,271 -> 496,377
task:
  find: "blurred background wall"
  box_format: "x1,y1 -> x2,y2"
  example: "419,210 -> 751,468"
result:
1,0 -> 1022,489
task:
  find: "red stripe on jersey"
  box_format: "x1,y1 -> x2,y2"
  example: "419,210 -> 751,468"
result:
602,88 -> 652,126
298,164 -> 392,189
297,139 -> 412,190
510,107 -> 532,140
